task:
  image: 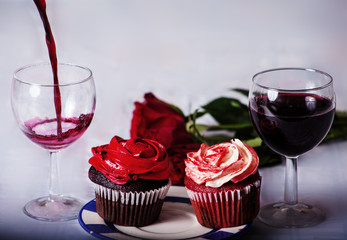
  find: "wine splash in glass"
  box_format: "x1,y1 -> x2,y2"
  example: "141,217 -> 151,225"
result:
249,68 -> 335,228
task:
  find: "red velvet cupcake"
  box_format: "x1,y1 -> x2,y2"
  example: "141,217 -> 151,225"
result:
88,136 -> 171,227
184,139 -> 261,228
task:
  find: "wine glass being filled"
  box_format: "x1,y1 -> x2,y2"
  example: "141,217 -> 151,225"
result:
11,62 -> 96,221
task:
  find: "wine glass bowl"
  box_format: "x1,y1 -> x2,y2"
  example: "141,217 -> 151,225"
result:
11,62 -> 96,221
249,68 -> 335,228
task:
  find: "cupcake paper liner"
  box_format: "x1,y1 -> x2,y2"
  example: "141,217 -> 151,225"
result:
186,179 -> 261,228
94,180 -> 170,226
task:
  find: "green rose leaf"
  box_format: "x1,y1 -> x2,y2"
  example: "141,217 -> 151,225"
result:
202,97 -> 251,125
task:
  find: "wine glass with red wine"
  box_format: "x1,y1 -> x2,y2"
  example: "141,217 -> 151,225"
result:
11,63 -> 96,221
249,68 -> 335,228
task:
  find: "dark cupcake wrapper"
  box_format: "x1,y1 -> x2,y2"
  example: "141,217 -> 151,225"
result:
94,180 -> 171,227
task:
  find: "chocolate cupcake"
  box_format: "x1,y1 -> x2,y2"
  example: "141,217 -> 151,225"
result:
88,136 -> 171,227
184,139 -> 261,228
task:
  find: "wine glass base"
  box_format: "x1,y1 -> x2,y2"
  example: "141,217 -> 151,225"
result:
23,196 -> 84,222
258,202 -> 325,228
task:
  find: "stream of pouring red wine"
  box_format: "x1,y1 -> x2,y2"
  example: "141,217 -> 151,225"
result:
33,0 -> 62,138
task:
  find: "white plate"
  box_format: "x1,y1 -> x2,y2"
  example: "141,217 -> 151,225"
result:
78,186 -> 250,240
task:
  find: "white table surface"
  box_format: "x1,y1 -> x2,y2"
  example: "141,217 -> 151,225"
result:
1,0 -> 347,239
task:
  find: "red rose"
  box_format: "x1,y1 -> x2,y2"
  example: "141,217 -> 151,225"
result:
131,93 -> 194,149
167,143 -> 201,185
131,93 -> 200,185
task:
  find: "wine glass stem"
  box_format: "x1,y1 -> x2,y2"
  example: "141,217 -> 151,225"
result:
49,150 -> 62,201
284,156 -> 298,205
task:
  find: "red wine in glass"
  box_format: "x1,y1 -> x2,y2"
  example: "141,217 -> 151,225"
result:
23,113 -> 94,150
248,68 -> 335,228
249,93 -> 335,157
12,63 -> 96,221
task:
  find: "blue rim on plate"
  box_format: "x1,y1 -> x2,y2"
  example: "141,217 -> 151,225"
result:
78,193 -> 250,240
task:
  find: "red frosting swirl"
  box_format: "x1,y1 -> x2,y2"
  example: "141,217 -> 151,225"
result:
89,136 -> 170,184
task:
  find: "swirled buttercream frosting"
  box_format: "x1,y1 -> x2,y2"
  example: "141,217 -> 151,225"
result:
89,135 -> 170,185
185,139 -> 259,188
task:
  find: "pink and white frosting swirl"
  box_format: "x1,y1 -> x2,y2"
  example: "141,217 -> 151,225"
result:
185,139 -> 259,188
